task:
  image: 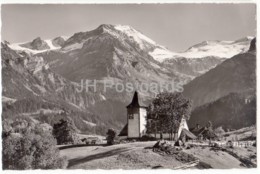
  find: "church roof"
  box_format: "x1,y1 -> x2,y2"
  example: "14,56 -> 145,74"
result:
126,91 -> 147,108
118,124 -> 128,136
180,128 -> 197,139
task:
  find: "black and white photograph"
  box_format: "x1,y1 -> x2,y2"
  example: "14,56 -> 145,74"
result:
0,1 -> 257,170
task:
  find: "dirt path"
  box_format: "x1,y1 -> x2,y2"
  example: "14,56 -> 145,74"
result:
67,147 -> 132,168
60,142 -> 183,169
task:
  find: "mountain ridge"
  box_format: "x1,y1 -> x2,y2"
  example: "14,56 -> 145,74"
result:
8,24 -> 253,62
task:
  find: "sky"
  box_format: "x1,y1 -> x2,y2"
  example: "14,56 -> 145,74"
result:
1,4 -> 256,52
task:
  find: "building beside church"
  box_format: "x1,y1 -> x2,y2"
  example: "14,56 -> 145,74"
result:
119,91 -> 196,141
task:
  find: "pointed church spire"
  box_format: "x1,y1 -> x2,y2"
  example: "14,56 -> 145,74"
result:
126,91 -> 140,108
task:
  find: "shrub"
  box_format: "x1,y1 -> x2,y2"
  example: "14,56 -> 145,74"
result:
2,118 -> 67,169
106,128 -> 116,145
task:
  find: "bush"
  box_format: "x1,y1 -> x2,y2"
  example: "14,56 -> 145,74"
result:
202,128 -> 218,140
2,118 -> 67,169
106,128 -> 116,145
52,119 -> 80,145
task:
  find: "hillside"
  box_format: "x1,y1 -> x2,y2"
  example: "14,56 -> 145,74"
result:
184,38 -> 256,129
189,92 -> 256,129
1,42 -> 119,135
162,56 -> 225,77
183,38 -> 256,109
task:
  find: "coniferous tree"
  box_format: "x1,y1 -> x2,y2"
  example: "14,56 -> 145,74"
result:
52,119 -> 80,145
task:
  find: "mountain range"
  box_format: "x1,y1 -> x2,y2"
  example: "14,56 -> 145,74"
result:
2,24 -> 255,134
8,24 -> 252,80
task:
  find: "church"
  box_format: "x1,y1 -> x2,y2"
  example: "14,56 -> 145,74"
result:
118,91 -> 196,140
118,91 -> 147,138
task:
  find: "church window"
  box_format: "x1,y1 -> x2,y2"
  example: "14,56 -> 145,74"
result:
129,114 -> 134,119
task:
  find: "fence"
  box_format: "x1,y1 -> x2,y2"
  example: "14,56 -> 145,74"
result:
187,140 -> 255,147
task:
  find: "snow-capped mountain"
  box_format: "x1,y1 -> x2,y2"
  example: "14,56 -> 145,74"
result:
7,24 -> 252,80
35,24 -> 191,84
181,37 -> 253,58
149,36 -> 253,62
8,36 -> 68,54
61,24 -> 158,52
9,25 -> 252,62
159,37 -> 252,77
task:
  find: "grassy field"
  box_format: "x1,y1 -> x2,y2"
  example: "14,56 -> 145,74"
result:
59,141 -> 256,169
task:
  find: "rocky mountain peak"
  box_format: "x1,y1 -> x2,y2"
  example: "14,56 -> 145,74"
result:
97,24 -> 115,30
52,36 -> 66,47
32,37 -> 42,43
20,37 -> 50,51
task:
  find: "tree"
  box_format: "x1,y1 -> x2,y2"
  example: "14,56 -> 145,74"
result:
146,105 -> 159,138
52,119 -> 80,145
2,118 -> 67,169
147,92 -> 192,140
106,129 -> 116,145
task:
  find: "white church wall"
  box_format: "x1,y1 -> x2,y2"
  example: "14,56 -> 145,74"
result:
177,118 -> 189,138
128,111 -> 140,138
139,108 -> 147,136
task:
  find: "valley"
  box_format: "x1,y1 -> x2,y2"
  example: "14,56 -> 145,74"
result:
2,24 -> 256,135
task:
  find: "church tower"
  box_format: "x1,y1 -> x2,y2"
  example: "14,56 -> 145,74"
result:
126,91 -> 147,138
